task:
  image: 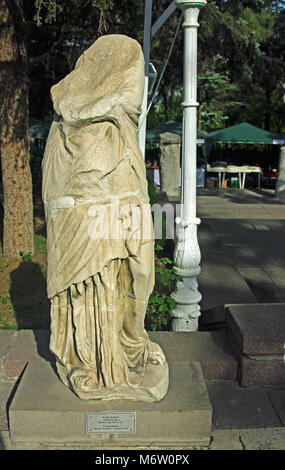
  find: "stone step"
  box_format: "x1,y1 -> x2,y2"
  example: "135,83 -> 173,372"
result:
0,329 -> 238,383
149,331 -> 238,381
226,303 -> 285,387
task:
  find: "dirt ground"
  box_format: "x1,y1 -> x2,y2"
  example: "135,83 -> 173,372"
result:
0,199 -> 50,330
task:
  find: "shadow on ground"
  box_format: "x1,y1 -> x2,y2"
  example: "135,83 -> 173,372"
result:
197,187 -> 285,205
9,262 -> 50,329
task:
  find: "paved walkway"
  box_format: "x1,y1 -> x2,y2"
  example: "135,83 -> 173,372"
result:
197,187 -> 285,219
0,188 -> 285,451
197,188 -> 285,312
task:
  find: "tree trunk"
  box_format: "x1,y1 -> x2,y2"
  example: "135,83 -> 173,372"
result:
0,0 -> 34,259
162,87 -> 169,122
264,81 -> 272,131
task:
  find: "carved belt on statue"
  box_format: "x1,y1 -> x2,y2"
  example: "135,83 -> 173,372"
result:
44,190 -> 149,214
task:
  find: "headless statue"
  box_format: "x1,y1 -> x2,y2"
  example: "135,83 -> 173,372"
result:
42,35 -> 169,401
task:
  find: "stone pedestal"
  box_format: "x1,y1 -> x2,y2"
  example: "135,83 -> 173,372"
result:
226,303 -> 285,387
9,358 -> 212,449
276,146 -> 285,199
159,132 -> 181,199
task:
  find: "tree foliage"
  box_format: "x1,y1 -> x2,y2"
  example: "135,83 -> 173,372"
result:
20,0 -> 285,132
198,0 -> 285,131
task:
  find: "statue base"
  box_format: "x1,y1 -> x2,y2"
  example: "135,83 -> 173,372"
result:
9,358 -> 212,449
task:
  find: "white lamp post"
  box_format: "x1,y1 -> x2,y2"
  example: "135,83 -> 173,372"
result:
171,0 -> 206,332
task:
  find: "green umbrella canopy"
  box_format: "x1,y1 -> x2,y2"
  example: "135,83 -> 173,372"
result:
203,122 -> 285,161
146,120 -> 207,142
29,118 -> 50,139
207,122 -> 285,145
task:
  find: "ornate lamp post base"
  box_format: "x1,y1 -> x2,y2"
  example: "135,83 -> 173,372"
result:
172,217 -> 202,332
171,0 -> 206,332
171,267 -> 201,331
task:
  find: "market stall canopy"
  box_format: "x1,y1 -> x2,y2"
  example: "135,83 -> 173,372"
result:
203,122 -> 285,160
146,120 -> 207,144
207,122 -> 285,145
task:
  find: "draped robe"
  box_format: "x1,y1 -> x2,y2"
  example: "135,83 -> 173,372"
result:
42,35 -> 168,401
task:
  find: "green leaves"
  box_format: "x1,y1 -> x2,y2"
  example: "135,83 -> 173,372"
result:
198,0 -> 285,132
19,251 -> 33,263
147,291 -> 176,332
155,257 -> 182,290
146,254 -> 182,332
34,0 -> 57,25
198,70 -> 239,131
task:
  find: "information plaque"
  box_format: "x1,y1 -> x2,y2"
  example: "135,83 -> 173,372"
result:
86,412 -> 136,434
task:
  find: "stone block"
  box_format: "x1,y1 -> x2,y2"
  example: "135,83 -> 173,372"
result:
0,331 -> 16,357
149,331 -> 237,381
239,356 -> 285,387
226,305 -> 285,387
206,381 -> 281,430
9,359 -> 212,448
228,328 -> 285,387
276,146 -> 285,199
159,132 -> 181,199
226,303 -> 285,355
0,331 -> 16,374
4,330 -> 53,378
0,381 -> 16,431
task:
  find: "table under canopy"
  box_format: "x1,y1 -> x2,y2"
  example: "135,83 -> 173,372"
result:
207,164 -> 262,189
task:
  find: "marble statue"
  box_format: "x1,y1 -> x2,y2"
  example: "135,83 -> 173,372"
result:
42,35 -> 169,401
